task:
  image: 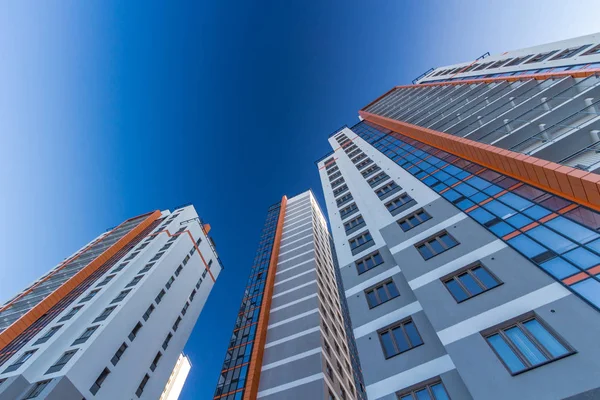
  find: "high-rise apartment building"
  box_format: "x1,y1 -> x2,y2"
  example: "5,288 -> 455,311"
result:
0,205 -> 222,399
160,354 -> 192,400
213,191 -> 366,400
317,33 -> 600,400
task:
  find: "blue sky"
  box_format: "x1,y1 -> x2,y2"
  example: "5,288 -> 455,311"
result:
0,1 -> 598,399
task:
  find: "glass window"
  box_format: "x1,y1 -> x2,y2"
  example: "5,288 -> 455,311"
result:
545,217 -> 599,245
563,247 -> 600,269
571,278 -> 600,308
46,350 -> 77,374
416,232 -> 458,260
443,264 -> 500,302
484,316 -> 571,374
526,226 -> 576,254
365,279 -> 400,308
539,258 -> 579,279
508,235 -> 546,258
379,319 -> 423,358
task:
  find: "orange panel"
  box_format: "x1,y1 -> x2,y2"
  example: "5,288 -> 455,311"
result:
0,210 -> 161,352
563,272 -> 589,285
244,196 -> 288,400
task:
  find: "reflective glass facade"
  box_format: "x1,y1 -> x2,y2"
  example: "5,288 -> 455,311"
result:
213,203 -> 281,400
353,120 -> 600,310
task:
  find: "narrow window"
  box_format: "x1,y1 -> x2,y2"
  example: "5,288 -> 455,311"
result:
33,325 -> 62,345
385,193 -> 414,214
344,215 -> 365,233
59,306 -> 83,322
181,302 -> 190,316
110,343 -> 128,366
162,333 -> 173,350
125,275 -> 144,288
45,349 -> 77,374
150,352 -> 162,372
484,315 -> 573,375
378,319 -> 423,358
189,289 -> 197,302
365,279 -> 400,308
348,231 -> 374,252
93,306 -> 117,323
165,276 -> 175,290
72,325 -> 99,345
3,349 -> 38,373
23,380 -> 51,399
355,251 -> 384,274
142,304 -> 155,321
396,379 -> 450,400
172,316 -> 182,332
79,289 -> 101,303
175,265 -> 183,276
90,368 -> 110,395
111,289 -> 131,304
97,274 -> 116,287
398,209 -> 432,232
416,232 -> 458,260
443,264 -> 501,302
375,182 -> 400,198
155,289 -> 166,304
128,322 -> 143,341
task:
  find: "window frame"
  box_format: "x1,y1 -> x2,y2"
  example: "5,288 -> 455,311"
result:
441,262 -> 502,303
377,317 -> 424,359
482,312 -> 575,376
415,231 -> 459,260
365,279 -> 400,308
395,377 -> 450,400
355,251 -> 384,275
397,209 -> 432,232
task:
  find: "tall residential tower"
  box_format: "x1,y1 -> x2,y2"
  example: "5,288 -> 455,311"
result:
318,33 -> 600,400
0,205 -> 222,399
213,191 -> 365,400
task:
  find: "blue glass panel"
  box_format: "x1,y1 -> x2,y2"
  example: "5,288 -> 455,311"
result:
457,199 -> 476,211
458,273 -> 483,296
506,214 -> 533,229
587,238 -> 600,253
472,267 -> 499,289
526,226 -> 577,254
442,189 -> 462,202
445,165 -> 462,176
380,332 -> 397,357
523,205 -> 551,219
415,389 -> 432,400
445,279 -> 468,301
508,235 -> 546,258
523,319 -> 568,358
468,176 -> 492,190
431,384 -> 450,400
469,208 -> 495,224
489,222 -> 515,237
498,192 -> 533,211
471,192 -> 490,203
454,183 -> 478,196
445,177 -> 459,186
572,279 -> 600,308
432,183 -> 448,193
433,171 -> 451,181
487,334 -> 526,373
416,172 -> 427,179
546,217 -> 599,244
539,258 -> 580,279
456,171 -> 471,180
392,327 -> 410,352
423,176 -> 438,186
505,326 -> 547,366
404,322 -> 423,346
563,248 -> 600,269
483,200 -> 516,219
483,184 -> 503,196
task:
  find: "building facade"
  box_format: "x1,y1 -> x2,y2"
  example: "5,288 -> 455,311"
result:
317,34 -> 600,400
213,191 -> 366,400
160,353 -> 192,400
0,205 -> 222,399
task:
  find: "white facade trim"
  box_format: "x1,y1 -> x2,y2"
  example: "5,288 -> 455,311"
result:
354,301 -> 422,339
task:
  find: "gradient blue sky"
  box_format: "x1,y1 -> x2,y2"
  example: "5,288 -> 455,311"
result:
0,1 -> 598,399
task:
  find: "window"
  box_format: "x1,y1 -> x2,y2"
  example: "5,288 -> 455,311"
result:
329,171 -> 342,181
111,343 -> 128,366
397,379 -> 450,400
361,164 -> 381,178
416,232 -> 458,260
367,172 -> 390,188
125,275 -> 143,288
484,315 -> 573,375
97,274 -> 116,287
331,178 -> 345,189
155,289 -> 166,304
379,319 -> 423,358
336,193 -> 353,207
366,280 -> 400,308
181,302 -> 190,316
582,44 -> 600,56
162,333 -> 173,350
150,252 -> 165,262
550,44 -> 591,60
356,251 -> 384,274
352,152 -> 366,163
112,263 -> 127,273
349,231 -> 374,252
339,203 -> 358,219
375,182 -> 400,199
90,368 -> 110,395
356,158 -> 373,170
173,316 -> 182,332
443,264 -> 501,302
385,193 -> 414,214
165,276 -> 175,290
3,349 -> 37,373
150,352 -> 162,372
79,289 -> 101,303
525,50 -> 559,63
136,374 -> 150,398
59,306 -> 83,322
344,215 -> 365,233
189,289 -> 197,302
196,278 -> 202,289
72,325 -> 99,345
175,265 -> 183,276
182,254 -> 191,265
46,349 -> 77,374
33,325 -> 62,345
93,306 -> 117,323
333,184 -> 348,197
24,380 -> 51,399
398,209 -> 431,232
128,322 -> 143,341
111,289 -> 131,304
326,362 -> 333,379
143,304 -> 155,321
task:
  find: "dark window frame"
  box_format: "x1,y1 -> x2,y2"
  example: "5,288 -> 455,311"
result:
415,231 -> 459,260
395,377 -> 450,400
397,209 -> 432,232
378,318 -> 423,359
441,262 -> 502,303
365,279 -> 400,308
